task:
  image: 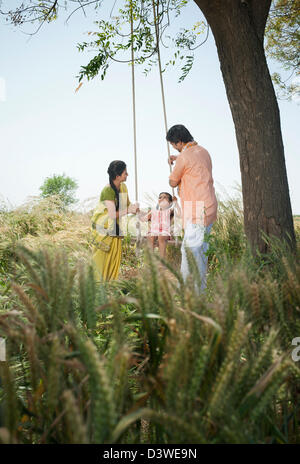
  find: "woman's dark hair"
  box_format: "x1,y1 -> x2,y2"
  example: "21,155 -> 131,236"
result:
107,160 -> 126,235
166,125 -> 194,144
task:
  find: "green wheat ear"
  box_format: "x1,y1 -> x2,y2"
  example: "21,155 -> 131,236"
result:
159,274 -> 176,319
147,409 -> 206,444
187,344 -> 209,412
165,334 -> 190,412
78,262 -> 97,332
46,335 -> 62,418
246,359 -> 294,423
0,362 -> 19,443
62,389 -> 89,444
68,330 -> 116,444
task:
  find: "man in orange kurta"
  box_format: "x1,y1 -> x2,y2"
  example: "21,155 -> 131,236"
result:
167,124 -> 218,292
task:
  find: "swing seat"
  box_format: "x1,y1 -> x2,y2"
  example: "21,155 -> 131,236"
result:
167,236 -> 182,246
129,236 -> 180,247
166,238 -> 178,245
153,236 -> 180,247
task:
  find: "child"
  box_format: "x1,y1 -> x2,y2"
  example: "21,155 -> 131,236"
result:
143,192 -> 181,258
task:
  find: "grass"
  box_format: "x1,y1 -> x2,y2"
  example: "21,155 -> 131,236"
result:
0,194 -> 299,444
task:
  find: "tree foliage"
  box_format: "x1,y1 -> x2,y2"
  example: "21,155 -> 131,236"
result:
39,173 -> 78,208
0,1 -> 207,83
1,1 -> 299,96
76,0 -> 207,84
265,0 -> 300,100
0,0 -> 60,25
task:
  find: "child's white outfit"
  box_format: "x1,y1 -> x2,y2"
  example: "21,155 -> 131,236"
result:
149,208 -> 172,237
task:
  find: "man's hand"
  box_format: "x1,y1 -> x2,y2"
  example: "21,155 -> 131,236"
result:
169,179 -> 178,188
172,196 -> 177,202
168,155 -> 177,166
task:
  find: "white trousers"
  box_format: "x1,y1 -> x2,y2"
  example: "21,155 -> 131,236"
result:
181,222 -> 213,293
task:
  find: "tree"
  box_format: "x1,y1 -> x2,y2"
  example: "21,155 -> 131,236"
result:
1,0 -> 296,254
265,0 -> 300,100
193,0 -> 296,254
40,173 -> 78,208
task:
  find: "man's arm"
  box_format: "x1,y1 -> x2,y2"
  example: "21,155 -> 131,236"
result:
169,178 -> 179,188
169,156 -> 179,186
169,156 -> 185,188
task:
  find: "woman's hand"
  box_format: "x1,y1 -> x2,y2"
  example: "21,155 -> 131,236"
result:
139,210 -> 151,222
128,203 -> 139,214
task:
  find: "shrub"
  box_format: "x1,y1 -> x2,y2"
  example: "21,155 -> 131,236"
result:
39,174 -> 78,209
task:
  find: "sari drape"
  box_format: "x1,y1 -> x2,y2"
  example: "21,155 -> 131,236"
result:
91,182 -> 130,281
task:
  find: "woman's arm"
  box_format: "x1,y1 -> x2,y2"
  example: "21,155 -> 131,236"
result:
139,209 -> 152,222
104,200 -> 138,219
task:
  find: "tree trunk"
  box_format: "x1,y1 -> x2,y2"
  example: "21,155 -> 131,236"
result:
194,0 -> 296,254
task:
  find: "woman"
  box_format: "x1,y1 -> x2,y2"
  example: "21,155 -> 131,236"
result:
91,160 -> 139,281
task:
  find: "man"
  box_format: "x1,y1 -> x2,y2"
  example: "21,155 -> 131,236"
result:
167,124 -> 218,292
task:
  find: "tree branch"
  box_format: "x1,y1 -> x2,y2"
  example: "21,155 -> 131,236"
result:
194,0 -> 272,44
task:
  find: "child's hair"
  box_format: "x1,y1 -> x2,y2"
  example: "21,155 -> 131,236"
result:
156,192 -> 174,219
158,192 -> 173,203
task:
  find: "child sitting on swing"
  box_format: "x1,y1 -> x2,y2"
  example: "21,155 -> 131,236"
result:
142,192 -> 181,258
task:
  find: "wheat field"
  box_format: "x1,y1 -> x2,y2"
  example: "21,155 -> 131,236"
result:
0,195 -> 299,444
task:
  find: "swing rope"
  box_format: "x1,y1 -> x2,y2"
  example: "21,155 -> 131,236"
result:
130,0 -> 179,246
152,0 -> 179,244
151,0 -> 173,183
130,2 -> 138,204
130,2 -> 142,250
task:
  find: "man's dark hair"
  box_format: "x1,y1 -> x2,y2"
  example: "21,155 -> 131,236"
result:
166,125 -> 194,144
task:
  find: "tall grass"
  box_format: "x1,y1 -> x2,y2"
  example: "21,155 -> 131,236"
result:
0,196 -> 92,276
0,194 -> 299,443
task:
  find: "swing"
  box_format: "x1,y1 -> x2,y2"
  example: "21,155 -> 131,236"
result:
130,0 -> 180,249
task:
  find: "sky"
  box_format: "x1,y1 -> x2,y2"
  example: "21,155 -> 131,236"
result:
0,0 -> 299,214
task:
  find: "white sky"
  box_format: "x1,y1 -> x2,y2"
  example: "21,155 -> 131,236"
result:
0,1 -> 299,213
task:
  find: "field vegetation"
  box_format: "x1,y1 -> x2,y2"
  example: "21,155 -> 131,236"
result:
0,194 -> 299,444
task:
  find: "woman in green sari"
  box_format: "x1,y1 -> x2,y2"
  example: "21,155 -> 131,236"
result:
91,160 -> 139,281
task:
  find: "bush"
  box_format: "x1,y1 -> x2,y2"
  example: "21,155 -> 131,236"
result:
39,174 -> 78,209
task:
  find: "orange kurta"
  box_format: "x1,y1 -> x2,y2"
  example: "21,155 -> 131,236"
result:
169,143 -> 218,227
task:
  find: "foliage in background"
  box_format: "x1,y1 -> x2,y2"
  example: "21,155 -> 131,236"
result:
206,192 -> 246,273
265,0 -> 300,100
39,174 -> 78,209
